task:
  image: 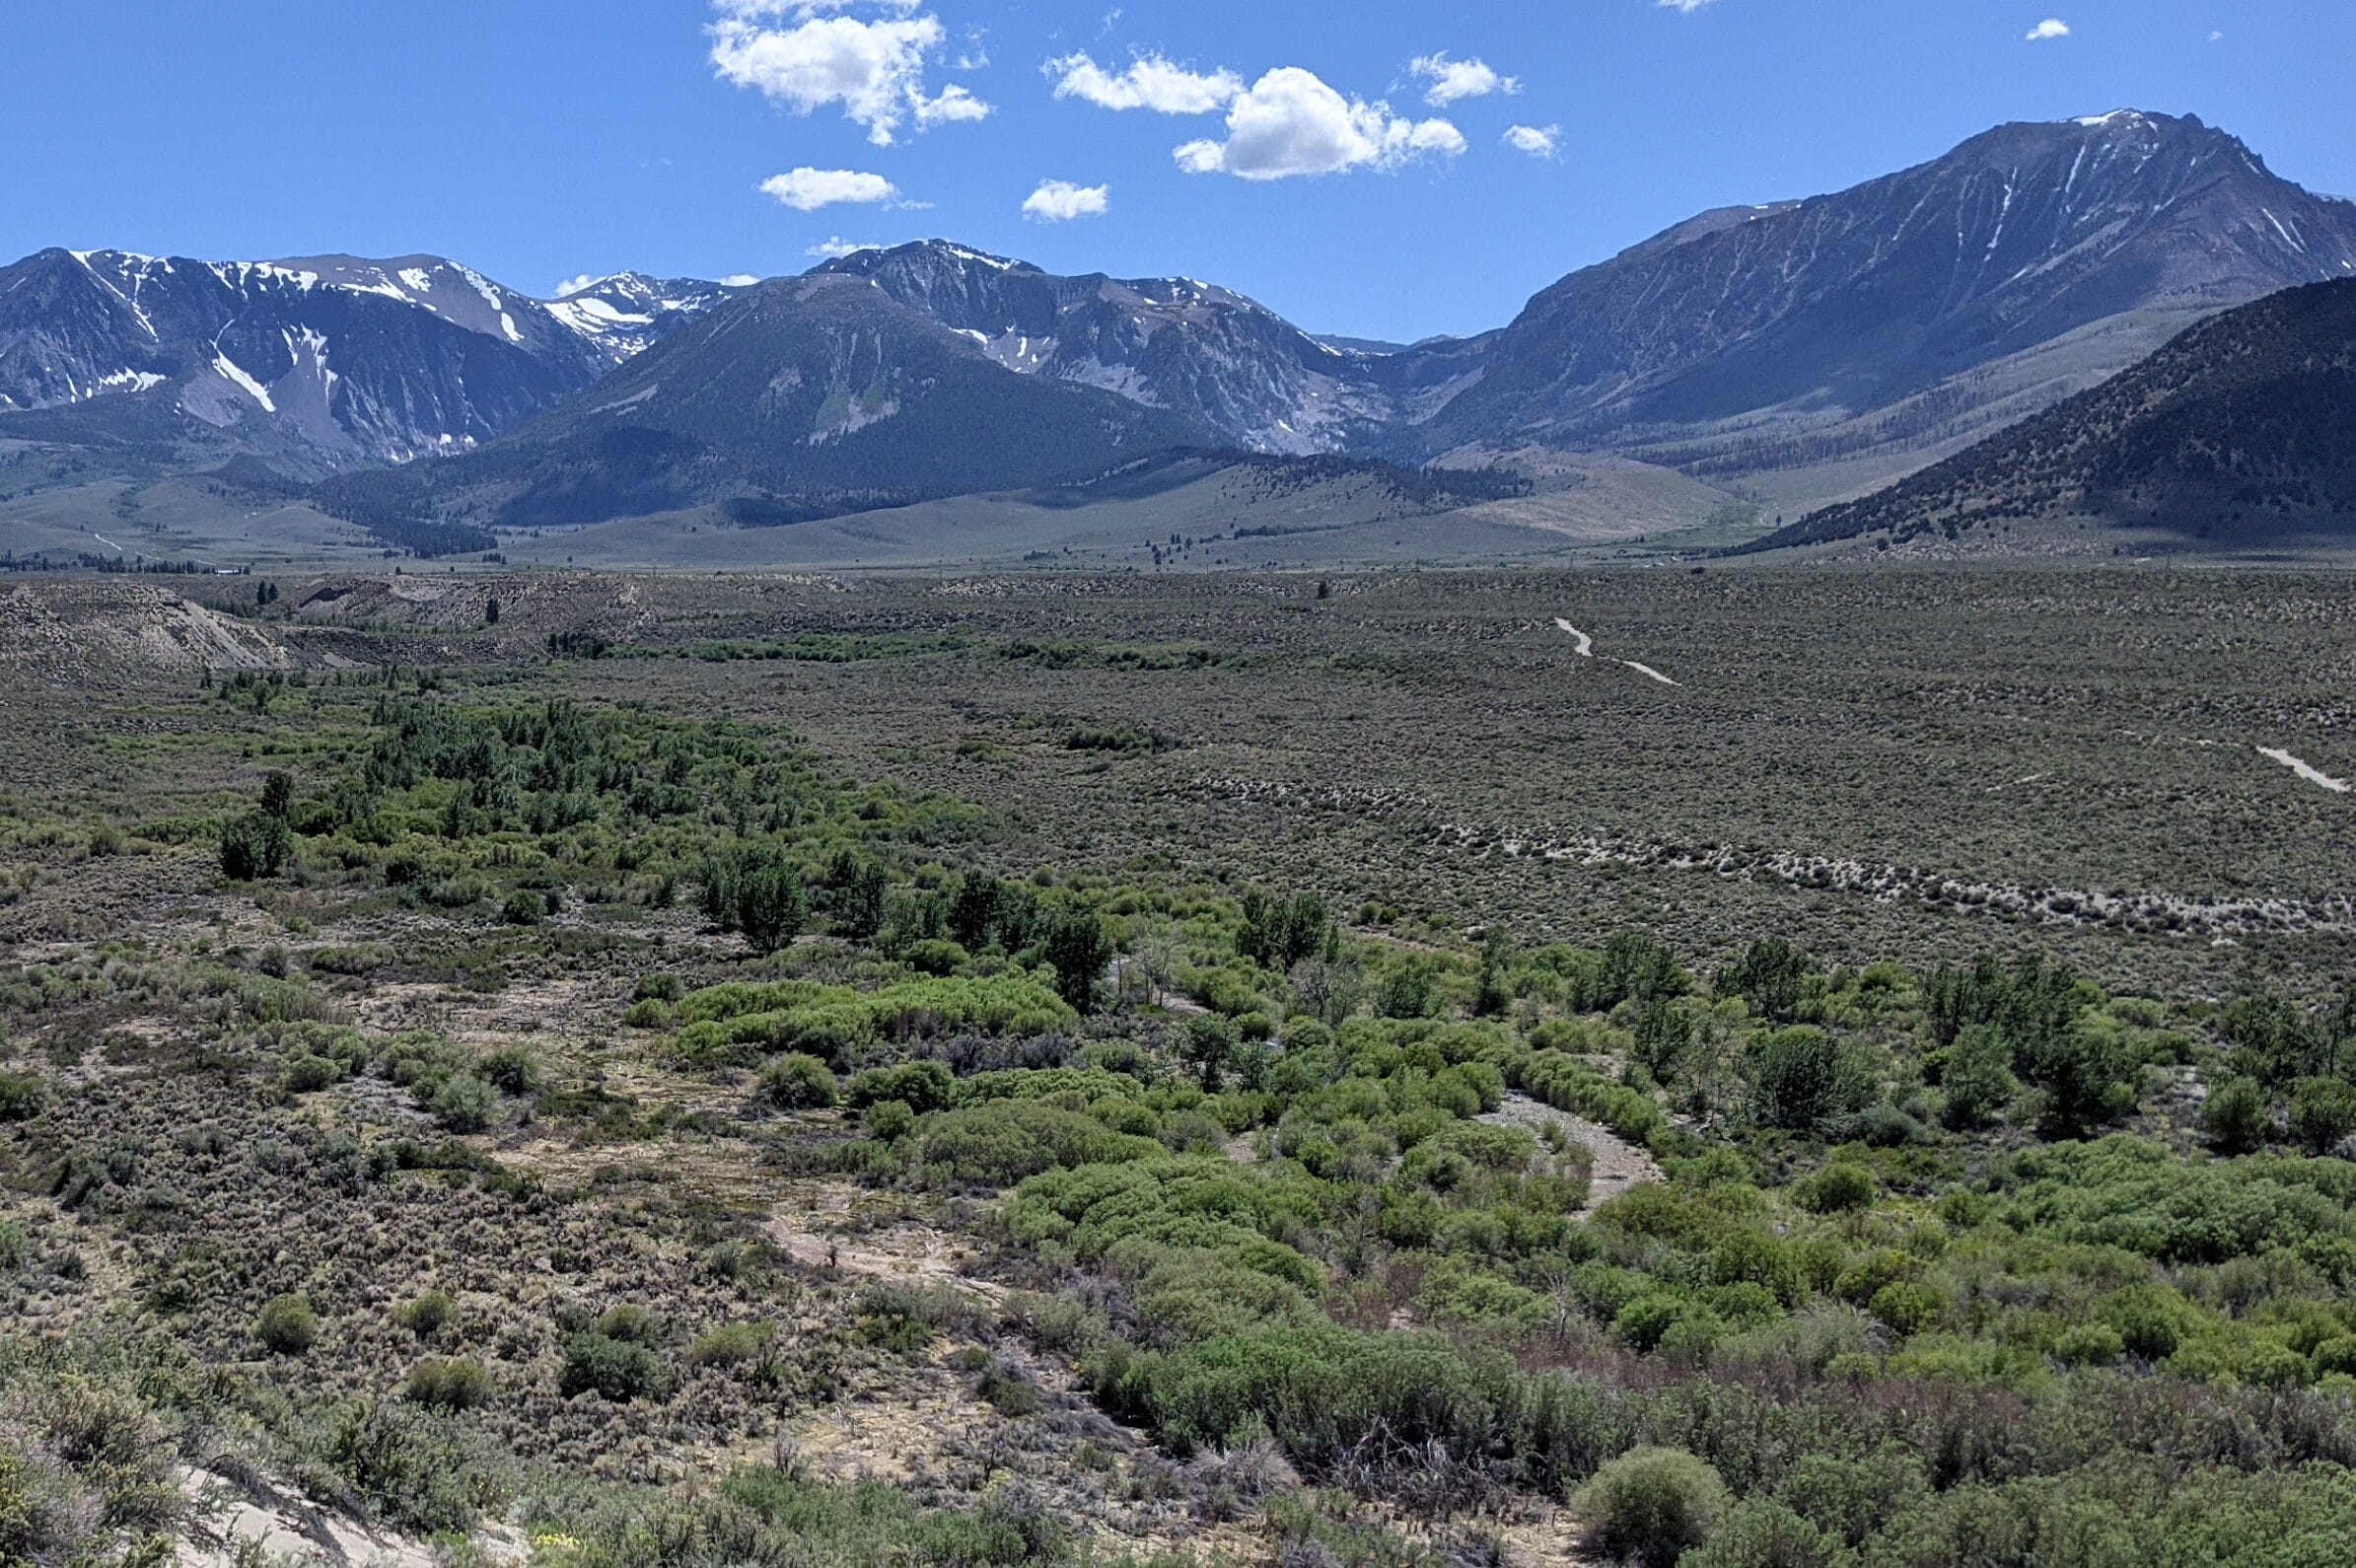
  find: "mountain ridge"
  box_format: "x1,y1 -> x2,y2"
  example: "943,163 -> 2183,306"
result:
8,107 -> 2356,550
1737,277 -> 2356,554
1409,109 -> 2356,482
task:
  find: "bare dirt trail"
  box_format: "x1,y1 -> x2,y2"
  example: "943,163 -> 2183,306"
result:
2259,747 -> 2351,794
175,1466 -> 526,1568
1479,1092 -> 1663,1207
1552,616 -> 1679,687
765,1178 -> 1010,1305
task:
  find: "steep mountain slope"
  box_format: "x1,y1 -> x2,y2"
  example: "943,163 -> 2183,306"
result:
1410,111 -> 2356,491
312,271 -> 1215,535
0,250 -> 742,475
814,242 -> 1412,454
1743,279 -> 2356,553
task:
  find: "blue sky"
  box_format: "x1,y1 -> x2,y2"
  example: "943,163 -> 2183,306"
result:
3,1 -> 2349,340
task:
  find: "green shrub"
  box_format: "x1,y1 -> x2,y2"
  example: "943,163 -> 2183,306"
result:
1746,1028 -> 1873,1132
394,1290 -> 457,1338
975,1358 -> 1042,1417
2311,1335 -> 2356,1379
1575,1446 -> 1730,1568
1614,1295 -> 1691,1352
476,1046 -> 543,1097
220,809 -> 293,881
684,1321 -> 778,1370
1796,1162 -> 1877,1214
1682,1499 -> 1844,1568
900,938 -> 969,976
633,973 -> 685,1003
2052,1321 -> 2126,1367
560,1332 -> 666,1401
499,889 -> 547,926
2290,1077 -> 2356,1155
593,1304 -> 664,1345
1939,1026 -> 2016,1129
429,1072 -> 497,1133
1868,1282 -> 1941,1336
403,1357 -> 492,1410
281,1054 -> 340,1095
918,1101 -> 1160,1185
1774,1449 -> 1924,1549
701,843 -> 808,953
848,1061 -> 956,1114
1041,907 -> 1114,1012
2202,1076 -> 2271,1155
760,1053 -> 839,1109
1109,1322 -> 1522,1474
1720,937 -> 1816,1023
256,1293 -> 319,1355
865,1099 -> 917,1142
2020,1018 -> 2142,1137
325,1399 -> 502,1536
0,1071 -> 50,1122
2103,1285 -> 2194,1361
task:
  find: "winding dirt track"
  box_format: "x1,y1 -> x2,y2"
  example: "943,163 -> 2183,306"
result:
1554,617 -> 1678,687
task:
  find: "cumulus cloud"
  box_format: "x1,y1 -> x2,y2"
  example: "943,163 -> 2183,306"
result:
553,274 -> 602,299
758,167 -> 901,210
1503,123 -> 1560,159
803,239 -> 885,258
1407,52 -> 1518,107
1174,68 -> 1464,180
1045,50 -> 1242,113
708,3 -> 990,146
913,81 -> 991,127
2026,18 -> 2071,39
719,274 -> 763,286
1658,0 -> 1717,12
1023,179 -> 1111,221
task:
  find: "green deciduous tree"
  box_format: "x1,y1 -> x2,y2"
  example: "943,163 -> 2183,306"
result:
1042,907 -> 1114,1012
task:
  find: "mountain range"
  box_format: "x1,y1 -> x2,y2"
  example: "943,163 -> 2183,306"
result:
1745,278 -> 2356,555
4,108 -> 2354,555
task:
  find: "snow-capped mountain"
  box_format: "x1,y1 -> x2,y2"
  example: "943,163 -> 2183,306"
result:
7,109 -> 2355,507
812,242 -> 1399,455
0,249 -> 738,472
315,271 -> 1213,531
544,273 -> 755,364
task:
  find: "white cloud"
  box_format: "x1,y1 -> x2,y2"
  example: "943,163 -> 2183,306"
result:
758,167 -> 901,210
1023,179 -> 1111,222
913,81 -> 991,127
1407,52 -> 1518,107
708,5 -> 990,146
712,0 -> 923,17
804,238 -> 885,258
1045,51 -> 1241,113
1503,123 -> 1560,159
1658,0 -> 1717,12
554,274 -> 602,299
2026,18 -> 2071,39
1174,67 -> 1464,180
719,274 -> 763,286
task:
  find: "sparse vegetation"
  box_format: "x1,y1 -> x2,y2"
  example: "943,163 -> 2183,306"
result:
7,566 -> 2356,1564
